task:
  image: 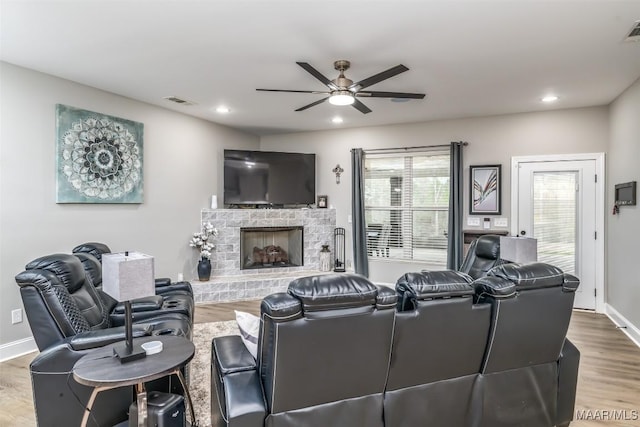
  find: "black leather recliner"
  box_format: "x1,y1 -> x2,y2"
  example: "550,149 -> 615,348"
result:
388,270 -> 491,426
211,273 -> 397,427
73,252 -> 194,325
15,254 -> 193,427
474,263 -> 580,427
211,264 -> 580,427
458,234 -> 504,279
72,242 -> 193,297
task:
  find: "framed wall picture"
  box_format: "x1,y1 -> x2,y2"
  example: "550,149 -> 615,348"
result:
317,195 -> 328,208
470,165 -> 501,215
56,104 -> 144,203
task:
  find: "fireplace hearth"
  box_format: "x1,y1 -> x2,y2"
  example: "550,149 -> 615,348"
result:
241,226 -> 303,270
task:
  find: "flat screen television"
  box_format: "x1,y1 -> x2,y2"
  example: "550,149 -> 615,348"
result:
224,150 -> 316,206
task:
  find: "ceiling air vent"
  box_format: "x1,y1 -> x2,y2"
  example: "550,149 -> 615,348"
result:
625,20 -> 640,41
163,96 -> 196,106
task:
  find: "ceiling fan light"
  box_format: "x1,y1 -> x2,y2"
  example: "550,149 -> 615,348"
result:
329,91 -> 355,106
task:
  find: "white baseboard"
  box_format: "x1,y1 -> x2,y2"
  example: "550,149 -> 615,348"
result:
0,336 -> 37,362
605,303 -> 640,349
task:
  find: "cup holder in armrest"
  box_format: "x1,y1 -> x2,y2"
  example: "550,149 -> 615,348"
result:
154,328 -> 176,336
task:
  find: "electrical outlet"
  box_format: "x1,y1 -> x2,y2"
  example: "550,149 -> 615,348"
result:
11,309 -> 23,324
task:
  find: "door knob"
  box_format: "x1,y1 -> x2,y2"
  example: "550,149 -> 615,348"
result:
520,230 -> 526,236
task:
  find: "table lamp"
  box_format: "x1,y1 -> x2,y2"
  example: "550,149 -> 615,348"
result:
500,236 -> 538,264
102,251 -> 155,363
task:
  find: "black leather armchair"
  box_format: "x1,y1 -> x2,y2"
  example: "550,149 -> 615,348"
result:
458,234 -> 504,279
211,273 -> 397,427
72,242 -> 193,297
15,254 -> 193,427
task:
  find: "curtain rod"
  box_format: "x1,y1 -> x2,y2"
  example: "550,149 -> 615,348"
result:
356,142 -> 468,153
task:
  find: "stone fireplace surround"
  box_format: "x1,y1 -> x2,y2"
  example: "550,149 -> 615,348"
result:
193,208 -> 336,303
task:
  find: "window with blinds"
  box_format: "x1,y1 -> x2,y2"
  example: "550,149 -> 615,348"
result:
364,150 -> 450,265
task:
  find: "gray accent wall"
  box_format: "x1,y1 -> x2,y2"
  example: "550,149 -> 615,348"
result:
607,77 -> 640,332
260,107 -> 609,284
0,62 -> 259,349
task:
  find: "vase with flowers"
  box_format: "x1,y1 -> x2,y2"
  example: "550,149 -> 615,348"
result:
189,222 -> 218,281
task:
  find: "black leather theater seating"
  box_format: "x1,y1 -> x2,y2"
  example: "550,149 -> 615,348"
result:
15,254 -> 193,427
211,263 -> 580,427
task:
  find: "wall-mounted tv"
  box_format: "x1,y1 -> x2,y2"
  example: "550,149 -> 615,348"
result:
224,150 -> 316,206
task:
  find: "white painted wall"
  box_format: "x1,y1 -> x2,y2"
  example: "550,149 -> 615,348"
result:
260,107 -> 609,283
0,62 -> 259,349
607,77 -> 640,332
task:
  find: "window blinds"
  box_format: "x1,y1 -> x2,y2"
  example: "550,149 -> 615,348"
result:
364,151 -> 450,265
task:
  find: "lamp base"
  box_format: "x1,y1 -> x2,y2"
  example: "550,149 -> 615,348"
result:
113,343 -> 146,363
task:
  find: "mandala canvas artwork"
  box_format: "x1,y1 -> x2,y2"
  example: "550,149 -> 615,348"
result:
56,104 -> 144,203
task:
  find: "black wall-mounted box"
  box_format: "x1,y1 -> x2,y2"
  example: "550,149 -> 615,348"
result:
614,181 -> 636,206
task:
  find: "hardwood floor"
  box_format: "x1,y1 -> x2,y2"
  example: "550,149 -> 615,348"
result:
1,305 -> 638,426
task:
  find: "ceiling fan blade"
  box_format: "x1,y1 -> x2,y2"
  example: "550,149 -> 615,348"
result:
256,89 -> 329,94
296,62 -> 338,90
357,91 -> 425,99
351,99 -> 372,114
295,97 -> 330,112
349,65 -> 409,91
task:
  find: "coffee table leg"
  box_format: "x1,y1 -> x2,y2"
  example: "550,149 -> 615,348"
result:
135,383 -> 147,427
176,369 -> 196,426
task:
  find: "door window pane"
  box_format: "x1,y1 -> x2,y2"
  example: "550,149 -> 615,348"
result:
533,172 -> 577,274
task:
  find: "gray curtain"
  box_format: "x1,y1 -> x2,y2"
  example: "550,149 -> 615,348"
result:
447,141 -> 464,270
351,148 -> 369,277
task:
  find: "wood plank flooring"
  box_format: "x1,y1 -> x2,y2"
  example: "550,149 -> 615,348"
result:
1,305 -> 638,426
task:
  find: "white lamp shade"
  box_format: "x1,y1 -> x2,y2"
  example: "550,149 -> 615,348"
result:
102,252 -> 155,301
500,237 -> 538,264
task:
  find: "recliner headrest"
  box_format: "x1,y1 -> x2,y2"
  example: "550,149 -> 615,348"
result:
25,254 -> 86,293
288,273 -> 378,312
475,235 -> 500,260
72,242 -> 111,262
488,262 -> 564,289
74,253 -> 102,287
397,270 -> 474,300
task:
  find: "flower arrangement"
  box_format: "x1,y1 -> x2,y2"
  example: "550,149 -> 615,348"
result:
189,222 -> 218,260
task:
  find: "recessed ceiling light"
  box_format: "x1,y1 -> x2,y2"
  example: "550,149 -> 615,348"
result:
216,106 -> 231,113
541,95 -> 559,103
331,116 -> 344,124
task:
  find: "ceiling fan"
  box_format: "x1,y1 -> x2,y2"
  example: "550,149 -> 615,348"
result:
256,60 -> 426,114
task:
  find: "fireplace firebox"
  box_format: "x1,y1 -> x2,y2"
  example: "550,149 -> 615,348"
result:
240,226 -> 303,270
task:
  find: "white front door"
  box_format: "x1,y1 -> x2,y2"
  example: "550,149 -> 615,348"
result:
516,160 -> 597,310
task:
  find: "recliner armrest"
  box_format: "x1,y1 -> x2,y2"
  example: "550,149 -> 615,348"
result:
211,336 -> 266,427
155,277 -> 172,287
69,325 -> 152,351
213,336 -> 257,374
112,295 -> 164,314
